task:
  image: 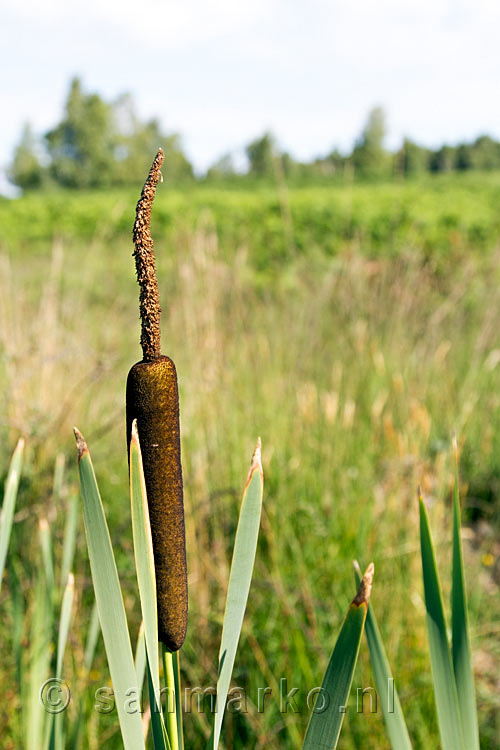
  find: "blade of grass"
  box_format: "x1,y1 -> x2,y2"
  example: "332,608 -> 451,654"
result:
56,573 -> 74,678
0,437 -> 24,592
303,563 -> 373,750
26,578 -> 50,750
213,439 -> 264,750
39,517 -> 55,594
52,454 -> 65,502
353,561 -> 412,750
418,489 -> 465,750
451,442 -> 479,750
60,493 -> 78,591
74,427 -> 145,750
49,572 -> 75,750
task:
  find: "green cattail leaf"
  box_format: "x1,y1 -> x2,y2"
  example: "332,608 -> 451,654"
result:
83,601 -> 100,671
419,491 -> 465,750
451,447 -> 479,749
130,421 -> 162,709
134,621 -> 147,695
56,573 -> 74,678
74,428 -> 145,750
353,561 -> 412,750
303,564 -> 373,750
26,577 -> 51,750
146,653 -> 171,750
49,573 -> 75,750
39,517 -> 55,594
163,649 -> 180,750
60,494 -> 78,591
72,601 -> 101,750
172,651 -> 184,750
213,439 -> 264,750
0,437 -> 24,592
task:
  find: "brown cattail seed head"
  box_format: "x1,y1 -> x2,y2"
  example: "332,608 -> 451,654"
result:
126,356 -> 187,651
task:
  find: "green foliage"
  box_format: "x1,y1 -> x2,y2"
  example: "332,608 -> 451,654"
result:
8,78 -> 193,191
0,439 -> 24,590
8,125 -> 44,191
351,107 -> 392,178
451,454 -> 480,750
419,471 -> 480,750
77,425 -> 264,749
246,132 -> 279,178
46,78 -> 116,189
419,491 -> 465,750
353,562 -> 413,750
77,433 -> 145,749
398,138 -> 430,176
213,442 -> 263,749
3,173 -> 500,272
302,568 -> 372,750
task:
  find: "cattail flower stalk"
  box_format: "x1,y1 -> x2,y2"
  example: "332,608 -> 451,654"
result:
126,149 -> 188,652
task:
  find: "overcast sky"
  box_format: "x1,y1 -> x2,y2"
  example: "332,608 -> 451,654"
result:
2,0 -> 500,191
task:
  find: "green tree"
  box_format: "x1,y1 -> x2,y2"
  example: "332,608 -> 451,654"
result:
45,77 -> 116,188
245,132 -> 278,178
455,143 -> 473,171
112,94 -> 193,184
469,135 -> 500,170
351,107 -> 391,178
8,123 -> 44,190
398,138 -> 430,175
429,145 -> 456,173
206,153 -> 237,181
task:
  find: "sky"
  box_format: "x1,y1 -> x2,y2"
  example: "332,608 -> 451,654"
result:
2,0 -> 500,191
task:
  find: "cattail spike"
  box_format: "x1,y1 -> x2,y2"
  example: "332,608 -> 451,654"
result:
133,148 -> 164,362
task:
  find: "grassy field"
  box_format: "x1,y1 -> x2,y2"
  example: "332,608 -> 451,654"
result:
0,174 -> 499,748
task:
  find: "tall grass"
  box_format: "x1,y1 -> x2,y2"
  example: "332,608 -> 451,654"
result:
0,191 -> 499,747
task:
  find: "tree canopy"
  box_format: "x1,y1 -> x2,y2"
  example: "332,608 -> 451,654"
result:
9,78 -> 193,191
9,83 -> 500,192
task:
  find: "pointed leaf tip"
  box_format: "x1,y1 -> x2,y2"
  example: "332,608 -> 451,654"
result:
245,437 -> 263,487
352,562 -> 374,606
73,427 -> 88,461
130,418 -> 139,444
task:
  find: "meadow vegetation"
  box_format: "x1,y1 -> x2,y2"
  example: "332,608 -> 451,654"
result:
0,173 -> 499,748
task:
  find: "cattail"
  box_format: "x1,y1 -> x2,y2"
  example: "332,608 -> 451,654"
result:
126,149 -> 187,652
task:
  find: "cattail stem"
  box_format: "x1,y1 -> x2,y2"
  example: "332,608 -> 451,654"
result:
133,148 -> 164,361
162,645 -> 179,750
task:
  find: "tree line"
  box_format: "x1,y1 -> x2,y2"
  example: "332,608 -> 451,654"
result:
9,78 -> 500,191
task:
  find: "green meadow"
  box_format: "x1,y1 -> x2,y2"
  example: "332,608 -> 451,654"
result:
0,172 -> 499,748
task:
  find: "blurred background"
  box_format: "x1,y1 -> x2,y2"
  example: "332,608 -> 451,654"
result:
1,1 -> 499,748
